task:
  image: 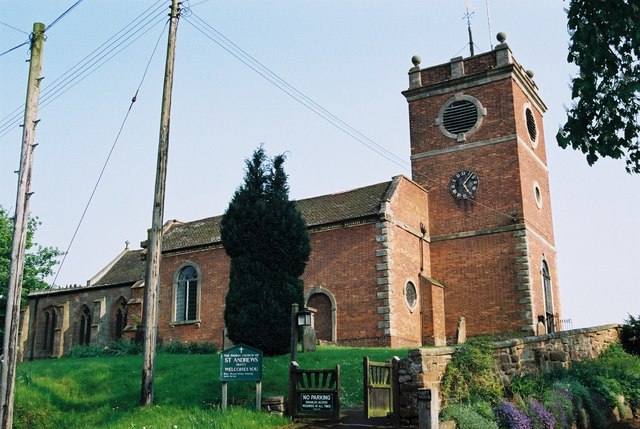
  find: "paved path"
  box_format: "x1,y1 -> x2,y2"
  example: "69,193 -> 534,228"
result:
285,409 -> 400,428
284,410 -> 640,429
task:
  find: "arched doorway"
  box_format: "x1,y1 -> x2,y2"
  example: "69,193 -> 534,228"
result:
305,287 -> 337,343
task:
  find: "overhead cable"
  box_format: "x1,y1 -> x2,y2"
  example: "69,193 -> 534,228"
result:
185,11 -> 516,220
0,0 -> 167,139
185,12 -> 411,173
51,18 -> 170,288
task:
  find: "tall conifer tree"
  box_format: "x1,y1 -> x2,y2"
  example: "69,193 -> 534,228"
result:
221,147 -> 310,355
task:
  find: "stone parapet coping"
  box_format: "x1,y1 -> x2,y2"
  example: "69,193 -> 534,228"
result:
493,323 -> 622,349
409,323 -> 622,357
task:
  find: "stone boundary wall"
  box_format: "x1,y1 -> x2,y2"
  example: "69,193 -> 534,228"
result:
397,324 -> 622,423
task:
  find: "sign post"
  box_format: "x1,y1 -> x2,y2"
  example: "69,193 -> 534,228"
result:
220,344 -> 263,411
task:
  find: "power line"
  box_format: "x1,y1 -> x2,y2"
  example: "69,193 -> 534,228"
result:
184,12 -> 411,173
0,41 -> 28,58
0,21 -> 29,35
51,18 -> 170,288
184,11 -> 515,222
0,1 -> 167,139
0,0 -> 86,58
45,0 -> 85,32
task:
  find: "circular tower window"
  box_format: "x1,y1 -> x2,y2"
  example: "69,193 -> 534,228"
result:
533,181 -> 543,209
405,281 -> 418,310
436,95 -> 486,141
525,107 -> 538,143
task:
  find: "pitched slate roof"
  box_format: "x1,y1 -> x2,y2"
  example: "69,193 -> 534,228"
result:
29,249 -> 145,297
31,179 -> 396,297
161,180 -> 393,252
92,249 -> 145,286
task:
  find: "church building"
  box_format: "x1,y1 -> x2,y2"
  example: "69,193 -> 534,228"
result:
20,35 -> 561,359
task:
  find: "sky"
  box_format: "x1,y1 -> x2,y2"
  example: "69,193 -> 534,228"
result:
1,1 -> 638,330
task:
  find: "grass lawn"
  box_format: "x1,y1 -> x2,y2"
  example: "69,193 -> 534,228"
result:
14,346 -> 408,429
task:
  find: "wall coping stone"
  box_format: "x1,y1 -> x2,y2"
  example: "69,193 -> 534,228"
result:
493,324 -> 622,349
409,323 -> 621,357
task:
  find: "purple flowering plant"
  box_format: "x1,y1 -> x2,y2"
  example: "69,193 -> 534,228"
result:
495,399 -> 532,429
526,397 -> 555,429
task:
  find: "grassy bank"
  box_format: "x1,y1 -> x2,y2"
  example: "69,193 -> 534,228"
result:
14,346 -> 407,429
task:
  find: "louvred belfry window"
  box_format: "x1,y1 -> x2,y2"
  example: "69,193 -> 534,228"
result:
436,94 -> 486,141
443,100 -> 478,134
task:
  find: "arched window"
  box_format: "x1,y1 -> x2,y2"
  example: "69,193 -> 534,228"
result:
175,265 -> 199,322
542,261 -> 555,333
114,298 -> 127,339
42,308 -> 56,352
79,306 -> 92,345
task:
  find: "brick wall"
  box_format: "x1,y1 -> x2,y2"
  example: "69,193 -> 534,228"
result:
431,229 -> 530,338
156,247 -> 230,345
304,222 -> 385,346
385,177 -> 431,347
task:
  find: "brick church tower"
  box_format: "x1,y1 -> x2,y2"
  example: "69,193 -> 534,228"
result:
403,33 -> 561,339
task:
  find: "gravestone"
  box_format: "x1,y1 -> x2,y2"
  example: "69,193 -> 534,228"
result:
303,326 -> 317,352
456,316 -> 466,344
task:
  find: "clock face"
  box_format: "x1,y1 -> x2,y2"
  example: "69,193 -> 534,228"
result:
449,170 -> 479,200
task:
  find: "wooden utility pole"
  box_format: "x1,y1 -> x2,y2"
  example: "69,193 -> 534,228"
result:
0,22 -> 46,428
140,0 -> 180,406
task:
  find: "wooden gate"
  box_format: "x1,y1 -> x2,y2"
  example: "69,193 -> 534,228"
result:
289,362 -> 340,422
363,356 -> 400,425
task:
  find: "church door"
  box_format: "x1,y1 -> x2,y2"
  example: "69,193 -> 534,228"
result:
307,293 -> 332,342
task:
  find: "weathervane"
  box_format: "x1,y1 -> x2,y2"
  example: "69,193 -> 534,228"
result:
464,3 -> 476,56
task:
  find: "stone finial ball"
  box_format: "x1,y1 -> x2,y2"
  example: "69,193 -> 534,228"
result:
526,69 -> 535,78
411,55 -> 422,67
497,32 -> 507,43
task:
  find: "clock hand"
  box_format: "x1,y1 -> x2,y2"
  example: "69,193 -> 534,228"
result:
462,173 -> 472,193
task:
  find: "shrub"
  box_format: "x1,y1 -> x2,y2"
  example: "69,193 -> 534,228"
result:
543,384 -> 575,429
470,399 -> 496,421
65,340 -> 142,358
510,373 -> 548,400
66,343 -> 105,358
16,370 -> 31,386
506,344 -> 640,426
621,314 -> 640,356
495,399 -> 532,429
104,338 -> 142,356
597,343 -> 640,411
441,403 -> 499,429
159,341 -> 217,354
525,397 -> 555,429
185,342 -> 217,354
567,380 -> 607,429
442,337 -> 503,405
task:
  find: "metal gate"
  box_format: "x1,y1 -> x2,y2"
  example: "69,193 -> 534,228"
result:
363,356 -> 400,425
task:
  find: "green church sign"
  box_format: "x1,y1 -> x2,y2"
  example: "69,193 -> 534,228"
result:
220,344 -> 263,382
